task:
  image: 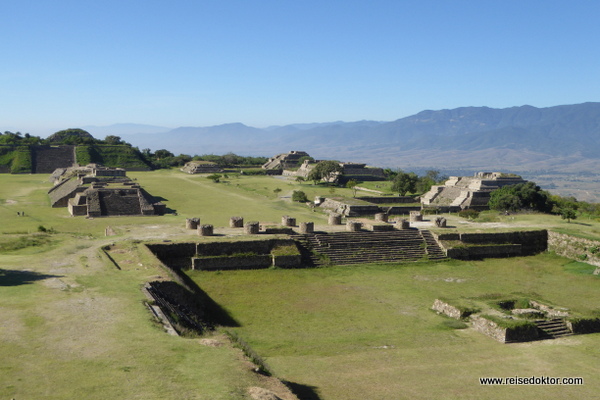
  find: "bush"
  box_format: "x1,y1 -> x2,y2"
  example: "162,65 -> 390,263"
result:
292,190 -> 308,202
458,209 -> 480,219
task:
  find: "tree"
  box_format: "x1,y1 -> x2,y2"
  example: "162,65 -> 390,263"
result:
560,207 -> 577,223
154,149 -> 174,160
104,135 -> 124,145
206,174 -> 222,183
295,176 -> 305,184
391,172 -> 418,196
273,188 -> 282,197
488,182 -> 552,212
346,179 -> 359,197
307,160 -> 342,184
292,190 -> 308,202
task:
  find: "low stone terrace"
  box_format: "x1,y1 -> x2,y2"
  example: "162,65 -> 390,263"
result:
290,229 -> 447,266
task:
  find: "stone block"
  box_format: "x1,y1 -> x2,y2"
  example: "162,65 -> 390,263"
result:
245,221 -> 260,234
230,216 -> 244,228
299,222 -> 314,234
328,214 -> 342,225
198,224 -> 214,236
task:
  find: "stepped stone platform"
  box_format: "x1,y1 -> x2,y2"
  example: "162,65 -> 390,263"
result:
534,319 -> 573,339
290,229 -> 446,266
32,145 -> 76,173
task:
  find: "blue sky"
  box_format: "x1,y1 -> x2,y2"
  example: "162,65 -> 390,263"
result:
2,1 -> 599,136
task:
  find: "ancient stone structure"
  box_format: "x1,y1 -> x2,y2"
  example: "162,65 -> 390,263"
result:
397,219 -> 410,229
319,196 -> 420,217
374,213 -> 388,222
180,161 -> 223,174
48,164 -> 164,217
291,229 -> 447,266
328,213 -> 342,225
281,215 -> 296,226
186,218 -> 200,229
229,216 -> 244,228
547,231 -> 600,268
434,216 -> 447,227
433,230 -> 548,259
245,221 -> 260,234
198,224 -> 214,236
32,145 -> 76,173
409,211 -> 422,222
262,151 -> 311,170
283,159 -> 386,184
421,171 -> 527,211
299,222 -> 314,234
346,221 -> 362,232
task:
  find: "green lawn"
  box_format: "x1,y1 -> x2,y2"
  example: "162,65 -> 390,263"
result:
190,254 -> 599,400
1,171 -> 599,399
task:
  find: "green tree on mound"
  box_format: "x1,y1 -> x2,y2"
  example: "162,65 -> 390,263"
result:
47,128 -> 96,145
488,182 -> 552,212
307,160 -> 342,184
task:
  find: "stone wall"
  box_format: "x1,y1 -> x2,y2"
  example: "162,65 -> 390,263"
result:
356,196 -> 417,204
547,231 -> 600,267
446,244 -> 522,259
193,255 -> 273,270
431,299 -> 463,319
436,230 -> 547,259
470,315 -> 539,343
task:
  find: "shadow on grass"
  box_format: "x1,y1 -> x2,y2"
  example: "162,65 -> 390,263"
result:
283,381 -> 323,400
0,269 -> 62,286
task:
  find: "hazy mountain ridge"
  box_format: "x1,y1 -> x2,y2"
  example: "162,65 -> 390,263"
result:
97,102 -> 600,173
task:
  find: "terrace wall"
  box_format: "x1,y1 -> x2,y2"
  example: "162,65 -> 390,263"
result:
547,231 -> 600,267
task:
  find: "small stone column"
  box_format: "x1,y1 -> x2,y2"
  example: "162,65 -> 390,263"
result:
198,224 -> 214,236
435,217 -> 447,227
186,218 -> 200,229
245,221 -> 260,234
299,222 -> 314,234
397,219 -> 410,229
374,213 -> 388,222
410,211 -> 423,222
282,215 -> 296,226
346,221 -> 362,232
328,214 -> 342,225
229,216 -> 244,228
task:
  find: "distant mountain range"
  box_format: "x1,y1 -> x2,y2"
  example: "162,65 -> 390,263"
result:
84,102 -> 600,175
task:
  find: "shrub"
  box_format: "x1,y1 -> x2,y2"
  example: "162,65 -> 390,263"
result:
458,209 -> 480,219
292,190 -> 308,202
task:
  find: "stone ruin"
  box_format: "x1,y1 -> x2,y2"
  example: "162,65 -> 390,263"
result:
421,171 -> 526,211
48,164 -> 165,217
180,161 -> 223,174
261,150 -> 310,170
283,159 -> 386,183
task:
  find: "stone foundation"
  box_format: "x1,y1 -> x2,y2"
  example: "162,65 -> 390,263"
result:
374,213 -> 388,222
198,224 -> 213,236
299,222 -> 314,234
328,214 -> 342,225
281,215 -> 296,226
230,216 -> 244,228
245,221 -> 260,234
186,218 -> 200,230
346,221 -> 362,232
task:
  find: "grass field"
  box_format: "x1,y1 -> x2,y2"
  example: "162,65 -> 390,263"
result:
190,255 -> 599,400
0,170 -> 599,399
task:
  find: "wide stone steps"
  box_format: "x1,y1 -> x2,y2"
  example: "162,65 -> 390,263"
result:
291,229 -> 447,266
534,319 -> 573,338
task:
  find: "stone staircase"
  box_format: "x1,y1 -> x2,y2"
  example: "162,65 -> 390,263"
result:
534,319 -> 572,339
32,145 -> 76,173
291,229 -> 447,266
